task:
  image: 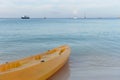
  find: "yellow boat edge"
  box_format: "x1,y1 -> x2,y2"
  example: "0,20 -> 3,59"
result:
0,45 -> 71,80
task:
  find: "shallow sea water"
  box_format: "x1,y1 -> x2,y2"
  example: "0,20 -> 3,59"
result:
0,18 -> 120,80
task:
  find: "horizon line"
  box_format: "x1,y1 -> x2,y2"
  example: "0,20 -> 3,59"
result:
0,17 -> 119,19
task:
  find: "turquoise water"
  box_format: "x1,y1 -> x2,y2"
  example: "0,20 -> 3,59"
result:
0,18 -> 120,80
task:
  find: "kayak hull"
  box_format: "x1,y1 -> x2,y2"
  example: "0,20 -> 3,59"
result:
0,45 -> 70,80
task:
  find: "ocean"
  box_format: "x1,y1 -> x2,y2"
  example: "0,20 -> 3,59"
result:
0,18 -> 120,80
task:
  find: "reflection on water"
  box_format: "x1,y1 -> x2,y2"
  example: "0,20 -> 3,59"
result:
48,61 -> 70,80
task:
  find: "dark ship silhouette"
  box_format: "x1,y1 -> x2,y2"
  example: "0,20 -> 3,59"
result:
21,16 -> 30,19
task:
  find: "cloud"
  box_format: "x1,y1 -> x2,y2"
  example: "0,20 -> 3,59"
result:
0,0 -> 120,18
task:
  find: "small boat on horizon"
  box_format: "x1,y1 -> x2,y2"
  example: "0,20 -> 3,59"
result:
0,45 -> 71,80
21,16 -> 30,19
73,16 -> 78,19
43,17 -> 47,19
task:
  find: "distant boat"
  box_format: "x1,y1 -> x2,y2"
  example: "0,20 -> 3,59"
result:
84,12 -> 87,19
21,16 -> 30,19
73,16 -> 78,19
43,17 -> 47,19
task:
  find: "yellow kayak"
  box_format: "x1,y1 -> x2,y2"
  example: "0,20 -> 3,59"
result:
0,45 -> 71,80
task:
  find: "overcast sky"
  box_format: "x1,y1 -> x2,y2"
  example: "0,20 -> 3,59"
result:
0,0 -> 120,18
